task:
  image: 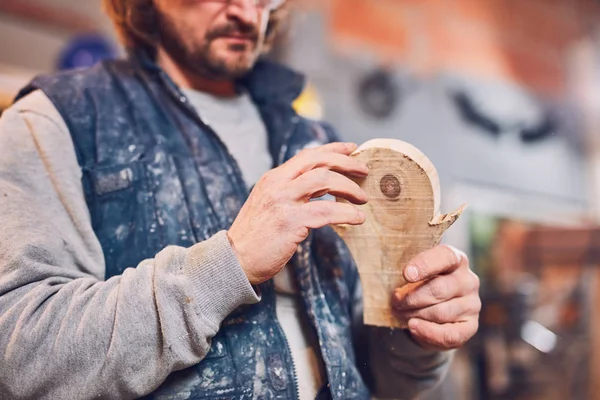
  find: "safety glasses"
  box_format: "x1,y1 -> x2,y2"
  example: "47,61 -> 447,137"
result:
205,0 -> 285,11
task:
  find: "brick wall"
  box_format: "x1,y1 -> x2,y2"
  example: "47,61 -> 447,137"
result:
324,0 -> 600,97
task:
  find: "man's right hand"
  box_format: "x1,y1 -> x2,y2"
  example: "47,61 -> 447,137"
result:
227,142 -> 369,285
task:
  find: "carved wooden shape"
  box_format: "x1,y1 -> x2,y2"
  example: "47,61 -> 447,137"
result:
333,139 -> 467,328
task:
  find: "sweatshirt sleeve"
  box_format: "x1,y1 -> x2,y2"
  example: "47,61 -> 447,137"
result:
0,90 -> 260,400
351,280 -> 453,400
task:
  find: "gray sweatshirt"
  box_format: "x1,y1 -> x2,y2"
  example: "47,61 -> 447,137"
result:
0,90 -> 451,399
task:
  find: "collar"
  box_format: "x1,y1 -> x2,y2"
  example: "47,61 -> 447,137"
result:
128,47 -> 305,106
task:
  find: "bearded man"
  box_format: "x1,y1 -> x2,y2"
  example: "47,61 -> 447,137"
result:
0,1 -> 481,399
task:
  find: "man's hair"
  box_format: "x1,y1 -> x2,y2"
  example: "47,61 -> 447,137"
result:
102,0 -> 289,52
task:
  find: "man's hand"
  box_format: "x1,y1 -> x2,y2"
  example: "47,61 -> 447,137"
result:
228,142 -> 369,285
392,245 -> 481,350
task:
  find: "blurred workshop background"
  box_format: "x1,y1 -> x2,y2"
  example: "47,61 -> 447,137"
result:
1,1 -> 600,399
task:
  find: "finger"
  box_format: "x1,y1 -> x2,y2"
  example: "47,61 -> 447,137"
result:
301,201 -> 366,229
312,142 -> 358,155
393,269 -> 480,310
403,244 -> 467,283
281,147 -> 369,181
394,295 -> 481,324
408,318 -> 479,350
288,168 -> 367,204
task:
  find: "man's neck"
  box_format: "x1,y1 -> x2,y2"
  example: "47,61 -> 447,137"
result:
156,47 -> 237,98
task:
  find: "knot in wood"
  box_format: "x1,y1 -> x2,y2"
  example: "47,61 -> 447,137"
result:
380,174 -> 401,199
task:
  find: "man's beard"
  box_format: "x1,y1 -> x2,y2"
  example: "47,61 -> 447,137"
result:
157,13 -> 260,80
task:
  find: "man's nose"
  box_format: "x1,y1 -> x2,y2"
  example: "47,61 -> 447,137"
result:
226,0 -> 260,25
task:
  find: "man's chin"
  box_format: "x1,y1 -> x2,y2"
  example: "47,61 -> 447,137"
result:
212,56 -> 255,77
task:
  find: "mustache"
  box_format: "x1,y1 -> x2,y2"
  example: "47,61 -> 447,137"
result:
206,22 -> 259,42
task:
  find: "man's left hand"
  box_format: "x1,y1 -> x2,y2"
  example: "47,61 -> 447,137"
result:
392,245 -> 481,350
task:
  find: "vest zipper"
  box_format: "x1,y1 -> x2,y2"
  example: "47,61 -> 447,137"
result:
272,116 -> 308,400
278,321 -> 301,400
267,280 -> 300,400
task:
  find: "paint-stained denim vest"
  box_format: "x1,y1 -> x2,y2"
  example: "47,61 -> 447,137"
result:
16,52 -> 371,400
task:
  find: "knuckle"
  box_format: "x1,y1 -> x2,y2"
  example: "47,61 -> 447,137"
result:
470,271 -> 481,291
464,320 -> 479,342
313,168 -> 330,185
403,294 -> 419,309
443,330 -> 464,349
428,280 -> 448,301
316,204 -> 331,220
472,319 -> 480,334
256,171 -> 272,189
292,225 -> 309,241
297,147 -> 314,159
355,207 -> 366,223
274,205 -> 292,229
263,168 -> 277,180
441,244 -> 464,266
274,214 -> 287,230
307,151 -> 323,167
472,296 -> 483,314
265,168 -> 281,184
307,203 -> 332,225
439,302 -> 455,321
444,244 -> 467,263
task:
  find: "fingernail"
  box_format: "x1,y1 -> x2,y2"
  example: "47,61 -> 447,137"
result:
408,319 -> 419,332
405,265 -> 419,282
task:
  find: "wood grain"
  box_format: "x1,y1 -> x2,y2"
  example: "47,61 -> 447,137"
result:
333,139 -> 466,328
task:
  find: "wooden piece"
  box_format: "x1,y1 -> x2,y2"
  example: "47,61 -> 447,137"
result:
333,139 -> 467,328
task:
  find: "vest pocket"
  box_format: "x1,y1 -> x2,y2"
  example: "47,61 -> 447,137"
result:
188,332 -> 242,398
150,333 -> 241,399
85,160 -> 159,277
